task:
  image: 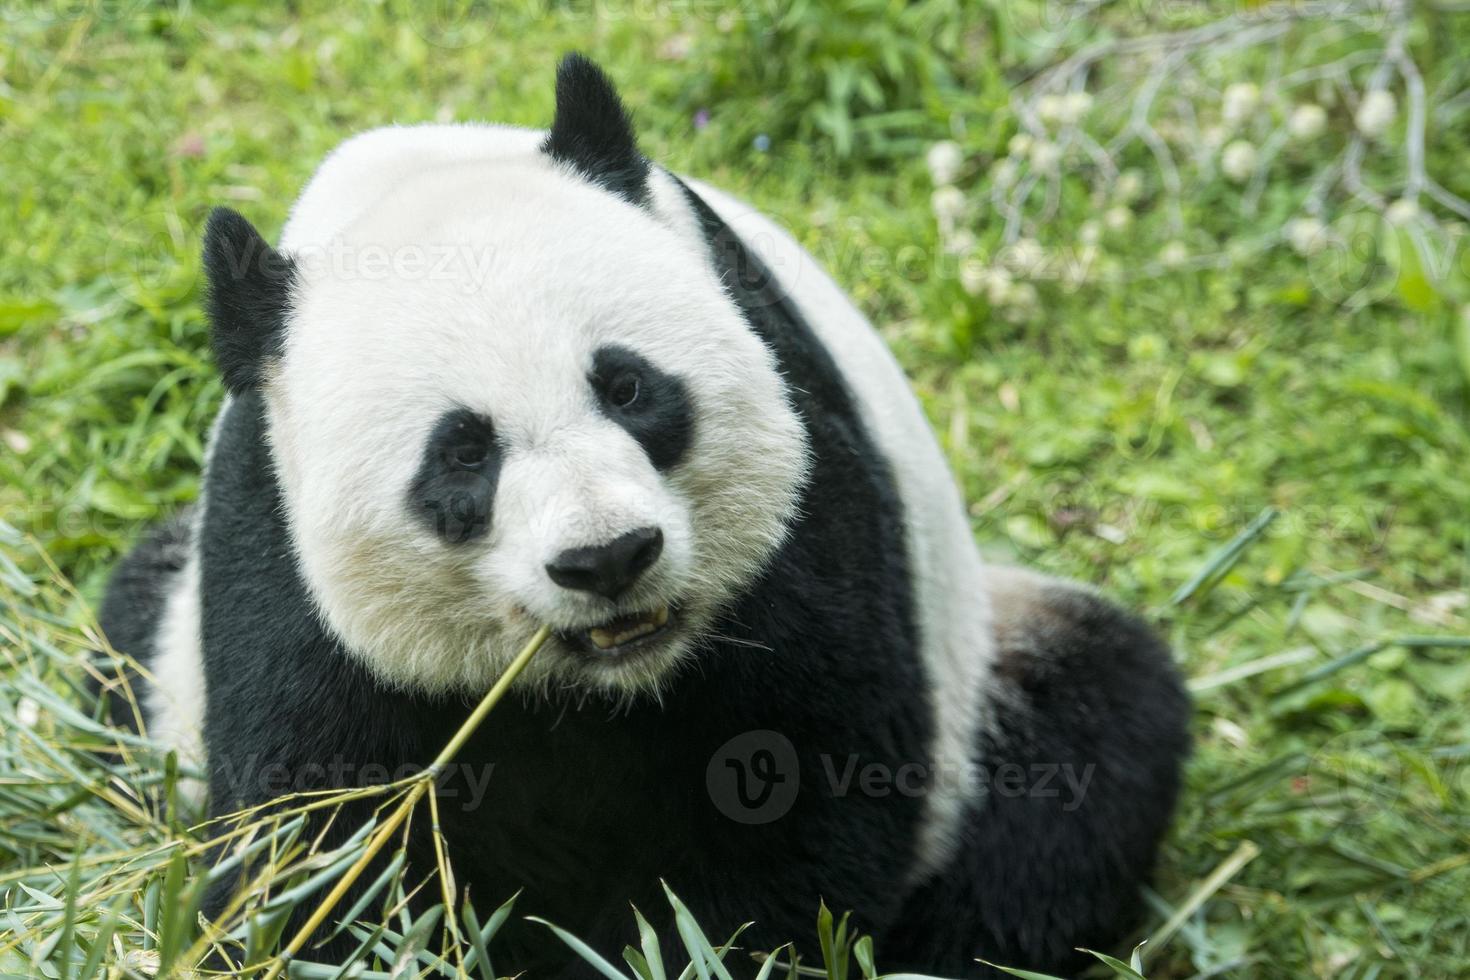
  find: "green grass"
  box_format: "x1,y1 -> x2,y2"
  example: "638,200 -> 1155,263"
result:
3,1 -> 1469,976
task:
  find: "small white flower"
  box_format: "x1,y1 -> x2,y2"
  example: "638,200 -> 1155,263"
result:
1202,125 -> 1228,150
1286,216 -> 1327,256
1385,198 -> 1420,226
945,229 -> 978,256
1104,205 -> 1133,232
931,186 -> 967,225
1008,133 -> 1033,157
657,33 -> 694,61
1003,283 -> 1041,323
959,257 -> 988,297
17,697 -> 40,729
1078,220 -> 1102,246
1221,140 -> 1257,183
1115,170 -> 1144,203
1029,140 -> 1061,173
1039,90 -> 1092,127
1159,241 -> 1188,268
1010,281 -> 1040,306
926,140 -> 964,186
2,429 -> 31,454
1355,89 -> 1396,138
1222,82 -> 1260,127
1002,238 -> 1046,276
990,158 -> 1020,188
1288,103 -> 1327,141
981,267 -> 1014,305
1061,91 -> 1093,125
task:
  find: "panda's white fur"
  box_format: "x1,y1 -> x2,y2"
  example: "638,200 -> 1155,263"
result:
142,550 -> 206,798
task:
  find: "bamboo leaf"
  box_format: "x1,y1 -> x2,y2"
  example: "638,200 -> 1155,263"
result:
634,903 -> 668,980
527,916 -> 634,980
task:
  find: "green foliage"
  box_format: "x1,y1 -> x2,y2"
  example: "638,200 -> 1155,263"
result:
684,0 -> 988,163
2,1 -> 1469,977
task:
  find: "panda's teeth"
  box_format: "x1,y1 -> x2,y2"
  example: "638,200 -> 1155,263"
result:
584,605 -> 672,651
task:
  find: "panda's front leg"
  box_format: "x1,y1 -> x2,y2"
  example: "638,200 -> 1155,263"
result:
197,664 -> 434,970
880,568 -> 1191,978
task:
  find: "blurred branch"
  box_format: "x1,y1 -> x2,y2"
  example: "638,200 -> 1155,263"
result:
979,0 -> 1470,287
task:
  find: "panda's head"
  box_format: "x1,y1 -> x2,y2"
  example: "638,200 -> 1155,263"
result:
202,55 -> 808,697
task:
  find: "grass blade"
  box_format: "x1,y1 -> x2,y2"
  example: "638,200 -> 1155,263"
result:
1170,507 -> 1278,606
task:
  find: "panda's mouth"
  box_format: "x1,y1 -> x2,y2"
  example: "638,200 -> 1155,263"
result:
561,604 -> 674,656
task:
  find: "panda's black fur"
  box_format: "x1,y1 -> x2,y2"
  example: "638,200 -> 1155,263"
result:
95,510 -> 193,738
881,582 -> 1191,974
542,53 -> 651,206
97,54 -> 1190,978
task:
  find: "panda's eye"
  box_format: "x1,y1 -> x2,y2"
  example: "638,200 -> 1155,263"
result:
449,441 -> 489,468
411,408 -> 498,544
590,345 -> 693,471
442,420 -> 492,469
607,371 -> 641,409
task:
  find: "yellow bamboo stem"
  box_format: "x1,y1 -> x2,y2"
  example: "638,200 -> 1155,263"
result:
258,624 -> 551,979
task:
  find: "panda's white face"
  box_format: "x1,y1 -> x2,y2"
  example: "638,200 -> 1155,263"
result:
260,155 -> 808,697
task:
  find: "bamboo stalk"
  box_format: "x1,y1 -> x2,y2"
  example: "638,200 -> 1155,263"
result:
258,624 -> 551,979
1146,840 -> 1260,953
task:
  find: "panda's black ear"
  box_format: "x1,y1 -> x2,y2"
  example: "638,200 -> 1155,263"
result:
541,53 -> 649,206
202,207 -> 296,394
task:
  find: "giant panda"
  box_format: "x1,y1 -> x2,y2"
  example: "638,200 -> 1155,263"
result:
96,54 -> 1190,978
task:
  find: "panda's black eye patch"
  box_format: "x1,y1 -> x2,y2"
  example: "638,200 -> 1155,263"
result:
590,345 -> 693,471
408,408 -> 501,544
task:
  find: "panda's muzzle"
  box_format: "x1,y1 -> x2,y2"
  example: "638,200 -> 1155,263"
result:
544,527 -> 676,656
546,527 -> 663,601
559,603 -> 674,656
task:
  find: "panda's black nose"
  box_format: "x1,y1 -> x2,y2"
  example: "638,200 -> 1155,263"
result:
547,526 -> 663,600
